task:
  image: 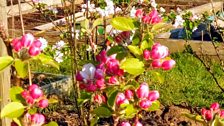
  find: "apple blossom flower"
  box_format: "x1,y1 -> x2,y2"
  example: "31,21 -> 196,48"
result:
210,102 -> 220,111
134,120 -> 143,126
130,7 -> 137,18
150,43 -> 169,59
94,94 -> 106,104
81,1 -> 96,12
38,99 -> 49,108
143,49 -> 150,60
116,93 -> 129,106
120,121 -> 131,126
108,76 -> 119,84
21,33 -> 35,47
152,59 -> 163,68
125,90 -> 134,100
148,90 -> 160,101
220,110 -> 224,118
28,45 -> 41,56
54,50 -> 64,63
161,59 -> 176,70
136,83 -> 149,99
139,99 -> 152,109
31,114 -> 45,126
173,15 -> 184,28
79,63 -> 96,83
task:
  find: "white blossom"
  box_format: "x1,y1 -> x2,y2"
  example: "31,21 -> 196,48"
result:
48,7 -> 58,14
159,7 -> 166,13
173,15 -> 185,28
130,6 -> 136,18
81,1 -> 96,12
80,63 -> 96,83
54,50 -> 64,63
96,0 -> 116,17
177,7 -> 182,13
38,37 -> 48,50
192,26 -> 197,32
52,40 -> 65,50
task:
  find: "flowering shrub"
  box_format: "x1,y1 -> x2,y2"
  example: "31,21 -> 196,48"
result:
185,102 -> 224,126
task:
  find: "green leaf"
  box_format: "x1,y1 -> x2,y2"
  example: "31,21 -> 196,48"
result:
182,113 -> 204,123
90,117 -> 99,126
98,26 -> 104,35
48,98 -> 59,104
28,107 -> 37,114
35,54 -> 59,69
127,45 -> 142,56
107,90 -> 118,108
0,56 -> 14,72
111,17 -> 135,31
1,102 -> 25,118
14,59 -> 28,78
44,121 -> 58,126
152,71 -> 164,83
13,118 -> 22,126
107,45 -> 127,60
92,18 -> 103,29
212,116 -> 224,126
93,106 -> 112,118
124,104 -> 137,119
81,19 -> 89,30
9,86 -> 24,102
148,100 -> 160,111
140,40 -> 151,51
120,58 -> 144,75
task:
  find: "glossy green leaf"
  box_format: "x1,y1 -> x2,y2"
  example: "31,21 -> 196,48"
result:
44,121 -> 58,126
14,59 -> 28,78
140,40 -> 150,51
90,117 -> 99,126
92,18 -> 103,29
148,100 -> 160,111
107,90 -> 118,108
120,58 -> 144,75
93,106 -> 112,118
9,86 -> 24,102
107,45 -> 127,60
124,104 -> 137,119
35,54 -> 59,69
111,17 -> 135,31
0,56 -> 14,72
128,45 -> 142,56
1,102 -> 25,118
28,108 -> 37,114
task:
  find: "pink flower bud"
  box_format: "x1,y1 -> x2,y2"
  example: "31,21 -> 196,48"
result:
79,83 -> 86,90
205,110 -> 213,121
96,79 -> 105,89
12,38 -> 22,52
210,102 -> 220,111
94,69 -> 104,79
150,44 -> 169,59
96,50 -> 108,63
106,58 -> 120,75
220,110 -> 224,118
76,72 -> 83,81
201,108 -> 207,116
28,84 -> 39,92
136,83 -> 149,99
134,120 -> 143,126
21,90 -> 29,99
32,40 -> 42,48
26,96 -> 35,104
125,90 -> 134,100
116,93 -> 129,106
142,15 -> 151,24
94,94 -> 105,104
135,9 -> 144,18
117,69 -> 124,76
139,99 -> 152,109
148,90 -> 160,101
152,59 -> 163,68
38,99 -> 49,108
161,59 -> 176,70
21,33 -> 35,47
143,49 -> 150,60
108,76 -> 118,84
120,121 -> 131,126
148,9 -> 162,24
28,45 -> 41,56
31,114 -> 45,125
30,87 -> 43,99
86,84 -> 97,92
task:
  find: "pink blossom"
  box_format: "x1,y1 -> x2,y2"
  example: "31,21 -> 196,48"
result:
26,96 -> 35,105
116,93 -> 129,106
38,99 -> 49,108
29,87 -> 43,99
28,84 -> 39,92
201,108 -> 207,116
134,120 -> 143,126
142,15 -> 151,24
150,43 -> 169,59
139,99 -> 152,109
205,110 -> 213,121
220,110 -> 224,118
21,90 -> 29,99
94,94 -> 106,104
161,59 -> 176,70
125,90 -> 134,100
148,90 -> 159,101
28,45 -> 41,56
143,49 -> 150,60
210,102 -> 220,111
79,83 -> 86,90
136,83 -> 149,99
86,84 -> 97,92
21,33 -> 35,47
135,9 -> 144,18
32,39 -> 42,48
80,63 -> 96,83
106,58 -> 120,75
31,114 -> 45,126
96,78 -> 105,89
76,72 -> 83,81
94,69 -> 104,79
152,59 -> 163,68
11,38 -> 22,52
120,121 -> 131,126
108,76 -> 118,84
96,50 -> 108,63
148,9 -> 162,24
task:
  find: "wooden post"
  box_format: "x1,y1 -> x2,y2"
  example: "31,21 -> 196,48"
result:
0,0 -> 11,125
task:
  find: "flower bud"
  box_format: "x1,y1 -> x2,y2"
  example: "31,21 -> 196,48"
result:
96,50 -> 108,63
21,33 -> 35,47
142,15 -> 150,24
148,9 -> 162,24
12,38 -> 22,52
94,94 -> 105,104
116,93 -> 129,106
28,84 -> 39,92
220,110 -> 224,118
86,84 -> 97,92
150,44 -> 169,59
28,45 -> 41,56
94,69 -> 104,79
76,72 -> 83,81
120,121 -> 131,126
210,102 -> 220,111
201,108 -> 207,116
26,96 -> 35,104
32,40 -> 42,48
143,49 -> 150,60
148,90 -> 160,101
30,87 -> 43,99
108,76 -> 118,84
96,79 -> 105,89
136,83 -> 149,99
38,99 -> 49,108
152,59 -> 163,68
135,9 -> 144,18
161,59 -> 176,70
205,110 -> 213,121
134,120 -> 143,126
21,90 -> 29,99
139,99 -> 152,109
79,83 -> 86,90
106,58 -> 120,75
31,114 -> 45,125
125,90 -> 134,100
120,31 -> 130,40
